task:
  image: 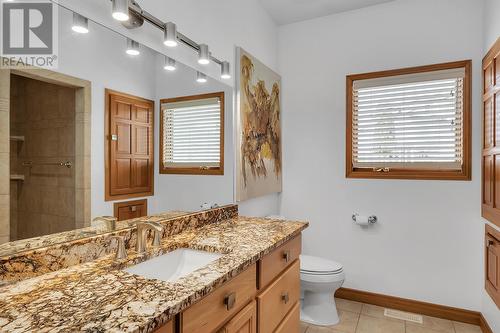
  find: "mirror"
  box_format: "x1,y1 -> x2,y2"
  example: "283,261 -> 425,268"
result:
0,3 -> 234,255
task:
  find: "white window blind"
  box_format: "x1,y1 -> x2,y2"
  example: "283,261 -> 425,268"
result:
352,68 -> 465,170
162,97 -> 221,168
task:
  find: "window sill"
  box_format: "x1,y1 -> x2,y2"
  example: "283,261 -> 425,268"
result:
160,167 -> 224,176
346,168 -> 471,181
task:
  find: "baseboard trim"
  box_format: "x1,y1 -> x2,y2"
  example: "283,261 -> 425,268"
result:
335,288 -> 492,333
479,314 -> 493,333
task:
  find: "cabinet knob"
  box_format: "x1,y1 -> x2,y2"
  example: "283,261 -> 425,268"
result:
281,292 -> 289,304
130,206 -> 137,212
282,250 -> 291,263
111,134 -> 118,141
487,239 -> 495,248
224,292 -> 236,311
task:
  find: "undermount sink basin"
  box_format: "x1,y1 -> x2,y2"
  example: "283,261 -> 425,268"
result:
123,248 -> 222,282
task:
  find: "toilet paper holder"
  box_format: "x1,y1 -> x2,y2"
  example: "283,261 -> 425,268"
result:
352,213 -> 377,224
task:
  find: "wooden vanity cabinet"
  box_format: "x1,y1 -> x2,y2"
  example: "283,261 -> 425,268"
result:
174,234 -> 302,333
486,225 -> 500,308
114,199 -> 147,221
182,264 -> 257,333
154,320 -> 174,333
218,301 -> 257,333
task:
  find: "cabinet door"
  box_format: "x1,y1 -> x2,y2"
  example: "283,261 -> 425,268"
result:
485,226 -> 500,308
274,302 -> 300,333
482,38 -> 500,228
106,89 -> 154,201
221,301 -> 256,333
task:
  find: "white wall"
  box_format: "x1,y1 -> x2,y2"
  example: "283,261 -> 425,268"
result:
483,0 -> 500,52
58,8 -> 157,217
482,0 -> 500,330
153,56 -> 234,212
56,0 -> 280,217
278,0 -> 484,310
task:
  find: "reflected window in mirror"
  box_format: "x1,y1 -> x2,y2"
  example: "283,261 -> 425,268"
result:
160,92 -> 224,175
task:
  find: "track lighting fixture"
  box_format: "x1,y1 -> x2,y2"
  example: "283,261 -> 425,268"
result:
198,44 -> 210,65
164,22 -> 178,47
196,72 -> 207,83
164,56 -> 176,71
221,61 -> 231,79
72,13 -> 89,34
126,39 -> 140,56
112,0 -> 129,21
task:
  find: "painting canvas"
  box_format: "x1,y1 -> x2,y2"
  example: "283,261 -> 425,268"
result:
236,47 -> 282,201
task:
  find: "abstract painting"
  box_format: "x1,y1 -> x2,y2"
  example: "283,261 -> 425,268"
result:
236,47 -> 282,201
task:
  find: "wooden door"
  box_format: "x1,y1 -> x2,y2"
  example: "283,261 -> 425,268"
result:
220,301 -> 256,333
105,89 -> 154,201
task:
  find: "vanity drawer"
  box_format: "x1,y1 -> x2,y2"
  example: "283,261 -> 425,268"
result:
274,302 -> 300,333
259,235 -> 301,288
257,260 -> 300,333
182,264 -> 257,333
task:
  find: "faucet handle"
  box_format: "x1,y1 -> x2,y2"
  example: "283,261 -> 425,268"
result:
111,236 -> 127,260
150,222 -> 164,247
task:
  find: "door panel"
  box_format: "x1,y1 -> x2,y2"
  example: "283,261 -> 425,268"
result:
133,159 -> 150,189
487,240 -> 498,289
135,105 -> 150,123
484,156 -> 493,206
482,38 -> 500,227
106,90 -> 154,200
485,225 -> 500,309
485,98 -> 493,149
113,159 -> 131,190
134,126 -> 150,155
221,301 -> 256,333
115,100 -> 132,120
116,123 -> 132,154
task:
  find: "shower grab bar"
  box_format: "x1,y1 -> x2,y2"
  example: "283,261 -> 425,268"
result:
22,161 -> 73,169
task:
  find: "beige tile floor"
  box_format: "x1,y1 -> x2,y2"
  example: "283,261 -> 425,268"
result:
300,298 -> 483,333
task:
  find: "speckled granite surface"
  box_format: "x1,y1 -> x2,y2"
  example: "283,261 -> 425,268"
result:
0,212 -> 188,257
0,216 -> 308,333
0,206 -> 237,285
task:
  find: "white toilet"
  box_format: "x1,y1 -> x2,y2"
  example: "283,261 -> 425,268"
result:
266,216 -> 345,325
300,255 -> 345,326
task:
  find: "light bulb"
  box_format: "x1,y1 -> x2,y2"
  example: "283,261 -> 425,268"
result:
72,13 -> 89,34
196,72 -> 207,83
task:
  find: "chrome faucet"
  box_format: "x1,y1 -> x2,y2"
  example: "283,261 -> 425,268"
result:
135,221 -> 164,253
92,216 -> 117,231
111,236 -> 127,260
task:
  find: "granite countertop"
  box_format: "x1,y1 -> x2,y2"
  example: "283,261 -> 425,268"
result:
0,216 -> 308,333
0,211 -> 189,258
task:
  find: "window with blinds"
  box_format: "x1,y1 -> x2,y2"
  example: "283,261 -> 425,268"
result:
160,92 -> 224,175
346,61 -> 471,180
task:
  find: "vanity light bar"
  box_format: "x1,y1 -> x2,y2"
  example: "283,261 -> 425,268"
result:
109,0 -> 229,73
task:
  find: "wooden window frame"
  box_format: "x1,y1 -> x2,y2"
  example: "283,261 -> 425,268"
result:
346,60 -> 472,180
159,92 -> 225,175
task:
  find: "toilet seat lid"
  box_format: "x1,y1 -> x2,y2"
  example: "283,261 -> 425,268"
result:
300,255 -> 343,274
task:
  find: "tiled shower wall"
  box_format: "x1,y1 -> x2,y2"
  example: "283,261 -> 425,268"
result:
9,75 -> 77,241
0,72 -> 9,244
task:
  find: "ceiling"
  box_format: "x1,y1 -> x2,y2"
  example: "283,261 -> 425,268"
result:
259,0 -> 395,25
